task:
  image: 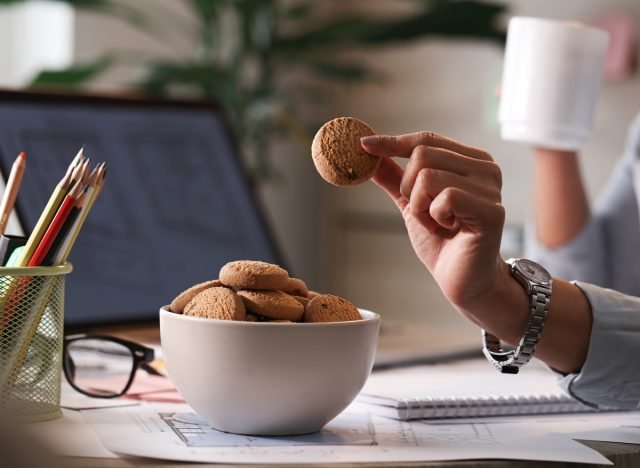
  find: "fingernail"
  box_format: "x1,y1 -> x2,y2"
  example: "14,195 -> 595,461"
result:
360,135 -> 379,146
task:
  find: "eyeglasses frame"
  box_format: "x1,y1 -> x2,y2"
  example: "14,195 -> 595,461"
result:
63,334 -> 155,399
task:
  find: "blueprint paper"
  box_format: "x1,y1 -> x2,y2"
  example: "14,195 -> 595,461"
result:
80,402 -> 611,465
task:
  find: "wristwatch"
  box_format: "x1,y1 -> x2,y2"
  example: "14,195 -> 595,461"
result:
482,258 -> 553,374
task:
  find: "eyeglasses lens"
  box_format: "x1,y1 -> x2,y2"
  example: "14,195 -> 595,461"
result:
66,338 -> 134,397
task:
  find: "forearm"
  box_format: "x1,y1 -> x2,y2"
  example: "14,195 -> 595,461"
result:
458,262 -> 592,375
533,149 -> 589,247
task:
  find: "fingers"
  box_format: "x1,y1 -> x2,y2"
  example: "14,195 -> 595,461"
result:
367,131 -> 504,236
429,187 -> 505,234
371,157 -> 408,212
405,168 -> 501,204
406,166 -> 503,234
361,131 -> 492,161
400,146 -> 502,201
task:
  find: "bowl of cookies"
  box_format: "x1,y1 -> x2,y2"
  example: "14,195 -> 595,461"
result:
160,260 -> 380,436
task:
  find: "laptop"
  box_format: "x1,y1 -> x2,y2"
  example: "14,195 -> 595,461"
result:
0,91 -> 282,327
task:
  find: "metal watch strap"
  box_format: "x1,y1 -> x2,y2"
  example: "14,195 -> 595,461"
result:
482,283 -> 552,374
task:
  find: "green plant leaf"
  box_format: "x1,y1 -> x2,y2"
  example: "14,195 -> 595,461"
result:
358,1 -> 507,44
281,2 -> 313,19
234,0 -> 275,53
189,0 -> 227,25
30,56 -> 113,87
273,0 -> 506,52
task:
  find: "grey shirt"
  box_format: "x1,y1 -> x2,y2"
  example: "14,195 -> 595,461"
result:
525,113 -> 640,409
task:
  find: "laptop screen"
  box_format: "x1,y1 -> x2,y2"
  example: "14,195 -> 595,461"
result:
0,93 -> 281,326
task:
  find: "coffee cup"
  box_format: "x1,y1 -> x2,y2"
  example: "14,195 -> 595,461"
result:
499,17 -> 609,150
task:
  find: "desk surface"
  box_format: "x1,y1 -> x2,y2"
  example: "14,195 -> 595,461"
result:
65,441 -> 639,468
65,324 -> 639,468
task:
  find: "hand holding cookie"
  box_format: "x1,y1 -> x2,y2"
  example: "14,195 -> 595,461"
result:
360,131 -> 507,321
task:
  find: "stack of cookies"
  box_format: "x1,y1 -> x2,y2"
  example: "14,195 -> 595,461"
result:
169,260 -> 361,323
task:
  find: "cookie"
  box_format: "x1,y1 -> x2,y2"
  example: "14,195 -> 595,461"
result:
307,291 -> 321,299
184,287 -> 246,321
237,289 -> 304,322
311,117 -> 381,186
303,294 -> 361,323
292,295 -> 310,307
170,279 -> 223,313
282,277 -> 309,297
220,260 -> 289,290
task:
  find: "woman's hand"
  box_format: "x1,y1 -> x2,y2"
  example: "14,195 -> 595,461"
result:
362,131 -> 593,374
361,131 -> 510,321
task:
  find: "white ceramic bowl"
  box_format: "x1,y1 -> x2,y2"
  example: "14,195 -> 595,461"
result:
160,307 -> 380,436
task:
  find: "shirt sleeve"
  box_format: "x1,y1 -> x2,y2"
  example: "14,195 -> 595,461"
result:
525,112 -> 640,296
553,281 -> 640,410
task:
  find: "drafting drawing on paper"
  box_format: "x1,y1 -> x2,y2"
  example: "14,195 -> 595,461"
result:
158,412 -> 377,447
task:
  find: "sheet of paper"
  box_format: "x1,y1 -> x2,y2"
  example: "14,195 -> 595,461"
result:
526,412 -> 640,445
60,382 -> 140,410
80,402 -> 611,465
423,411 -> 640,445
26,408 -> 118,458
61,372 -> 183,410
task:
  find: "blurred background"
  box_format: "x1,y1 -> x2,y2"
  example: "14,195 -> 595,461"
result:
0,0 -> 638,336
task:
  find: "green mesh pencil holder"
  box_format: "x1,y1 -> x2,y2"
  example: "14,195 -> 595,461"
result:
0,263 -> 72,421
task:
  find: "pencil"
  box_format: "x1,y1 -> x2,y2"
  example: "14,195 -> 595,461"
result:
17,164 -> 74,266
0,152 -> 26,236
69,157 -> 88,188
58,163 -> 105,263
27,181 -> 84,267
44,187 -> 87,266
70,147 -> 84,169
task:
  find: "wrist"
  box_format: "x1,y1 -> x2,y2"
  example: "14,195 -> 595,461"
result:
533,148 -> 578,159
458,259 -> 530,346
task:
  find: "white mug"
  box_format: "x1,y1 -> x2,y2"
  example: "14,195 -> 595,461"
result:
499,17 -> 609,150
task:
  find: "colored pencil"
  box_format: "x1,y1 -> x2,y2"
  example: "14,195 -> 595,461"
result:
70,147 -> 84,169
0,152 -> 26,235
17,163 -> 75,266
43,187 -> 87,266
57,162 -> 105,264
27,181 -> 84,267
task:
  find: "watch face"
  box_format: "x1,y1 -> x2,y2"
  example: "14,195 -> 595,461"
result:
515,259 -> 552,284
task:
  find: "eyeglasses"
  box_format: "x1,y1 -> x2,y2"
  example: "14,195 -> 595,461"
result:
63,334 -> 158,398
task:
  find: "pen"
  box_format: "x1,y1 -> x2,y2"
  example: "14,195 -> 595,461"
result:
0,152 -> 26,236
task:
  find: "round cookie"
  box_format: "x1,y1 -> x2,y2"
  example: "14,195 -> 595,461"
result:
303,294 -> 361,323
220,260 -> 289,290
170,279 -> 222,313
184,287 -> 246,321
282,277 -> 309,297
292,295 -> 310,307
311,117 -> 381,186
237,289 -> 304,322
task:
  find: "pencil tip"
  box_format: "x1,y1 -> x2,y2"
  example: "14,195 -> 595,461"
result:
18,151 -> 25,159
